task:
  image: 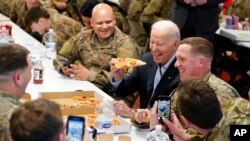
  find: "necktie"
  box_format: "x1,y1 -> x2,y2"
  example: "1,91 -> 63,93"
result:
159,64 -> 163,78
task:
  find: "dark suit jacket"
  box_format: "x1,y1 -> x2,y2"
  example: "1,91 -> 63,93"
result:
113,53 -> 179,108
171,0 -> 224,33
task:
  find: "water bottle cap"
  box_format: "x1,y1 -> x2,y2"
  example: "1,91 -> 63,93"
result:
49,29 -> 53,32
155,125 -> 162,131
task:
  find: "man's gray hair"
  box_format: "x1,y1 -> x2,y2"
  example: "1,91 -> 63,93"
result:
151,20 -> 180,44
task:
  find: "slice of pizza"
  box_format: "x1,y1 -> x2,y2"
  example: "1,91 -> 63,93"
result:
114,58 -> 146,69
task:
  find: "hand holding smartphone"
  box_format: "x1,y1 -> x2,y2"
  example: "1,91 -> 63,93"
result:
157,96 -> 171,120
60,60 -> 71,68
66,116 -> 85,141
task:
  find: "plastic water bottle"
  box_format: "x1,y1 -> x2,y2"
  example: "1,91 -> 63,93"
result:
95,98 -> 115,136
146,125 -> 170,141
43,28 -> 57,59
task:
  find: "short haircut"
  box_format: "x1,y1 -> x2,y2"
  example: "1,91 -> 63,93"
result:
10,98 -> 63,141
80,0 -> 99,17
177,79 -> 222,129
151,20 -> 181,45
180,37 -> 214,61
24,5 -> 50,27
0,43 -> 29,82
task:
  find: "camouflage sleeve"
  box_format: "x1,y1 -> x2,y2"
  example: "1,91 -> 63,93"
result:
140,0 -> 164,24
63,18 -> 82,42
85,36 -> 139,89
53,36 -> 77,71
0,117 -> 11,141
116,36 -> 139,59
9,1 -> 18,23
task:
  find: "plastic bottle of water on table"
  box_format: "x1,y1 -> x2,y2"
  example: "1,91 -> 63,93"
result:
95,98 -> 116,141
146,125 -> 170,141
43,28 -> 57,59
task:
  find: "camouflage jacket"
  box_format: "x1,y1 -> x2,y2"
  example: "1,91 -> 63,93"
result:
140,0 -> 173,24
172,71 -> 240,114
0,0 -> 13,17
55,27 -> 139,89
51,14 -> 83,52
204,98 -> 250,141
10,0 -> 27,29
0,91 -> 21,141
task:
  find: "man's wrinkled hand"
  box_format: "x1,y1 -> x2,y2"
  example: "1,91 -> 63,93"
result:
113,100 -> 133,118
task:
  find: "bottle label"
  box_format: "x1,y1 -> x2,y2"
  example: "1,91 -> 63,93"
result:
97,118 -> 112,129
33,68 -> 43,81
102,121 -> 112,128
45,42 -> 56,50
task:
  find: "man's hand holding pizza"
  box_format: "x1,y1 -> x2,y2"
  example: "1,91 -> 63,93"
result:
110,58 -> 126,81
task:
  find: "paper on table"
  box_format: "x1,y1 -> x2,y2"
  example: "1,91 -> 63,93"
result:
0,13 -> 10,21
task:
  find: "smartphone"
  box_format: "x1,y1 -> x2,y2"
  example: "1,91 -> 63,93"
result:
60,60 -> 71,68
157,96 -> 171,120
66,116 -> 85,141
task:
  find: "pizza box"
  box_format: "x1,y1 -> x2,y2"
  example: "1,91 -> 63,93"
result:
220,28 -> 250,42
40,91 -> 131,134
40,91 -> 97,115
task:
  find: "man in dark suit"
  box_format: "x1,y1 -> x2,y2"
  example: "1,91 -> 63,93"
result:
171,0 -> 225,43
110,20 -> 180,118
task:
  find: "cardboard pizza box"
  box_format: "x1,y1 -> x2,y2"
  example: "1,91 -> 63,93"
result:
40,91 -> 131,133
40,91 -> 97,115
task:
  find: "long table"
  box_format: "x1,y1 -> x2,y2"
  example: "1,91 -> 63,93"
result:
1,13 -> 149,140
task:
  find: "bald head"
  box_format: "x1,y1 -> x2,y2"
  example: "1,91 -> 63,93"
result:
92,3 -> 114,20
91,3 -> 116,43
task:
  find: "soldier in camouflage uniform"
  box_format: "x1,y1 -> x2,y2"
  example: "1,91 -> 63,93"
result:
170,37 -> 240,140
24,6 -> 82,52
227,0 -> 250,21
0,43 -> 32,141
0,0 -> 13,17
156,79 -> 250,141
10,0 -> 58,31
54,3 -> 139,92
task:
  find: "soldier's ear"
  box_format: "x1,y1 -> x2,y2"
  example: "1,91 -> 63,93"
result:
113,15 -> 116,25
90,18 -> 94,27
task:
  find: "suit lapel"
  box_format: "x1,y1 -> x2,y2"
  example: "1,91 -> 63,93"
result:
147,62 -> 157,98
153,58 -> 177,98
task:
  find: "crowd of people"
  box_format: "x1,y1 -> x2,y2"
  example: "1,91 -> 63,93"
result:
1,0 -> 250,141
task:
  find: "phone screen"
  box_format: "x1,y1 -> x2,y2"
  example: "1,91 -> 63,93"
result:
157,96 -> 171,120
66,116 -> 85,141
60,60 -> 71,68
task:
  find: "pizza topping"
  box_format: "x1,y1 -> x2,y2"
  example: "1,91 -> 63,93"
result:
113,58 -> 146,69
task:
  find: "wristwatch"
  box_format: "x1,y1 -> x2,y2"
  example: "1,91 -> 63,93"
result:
131,109 -> 137,118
